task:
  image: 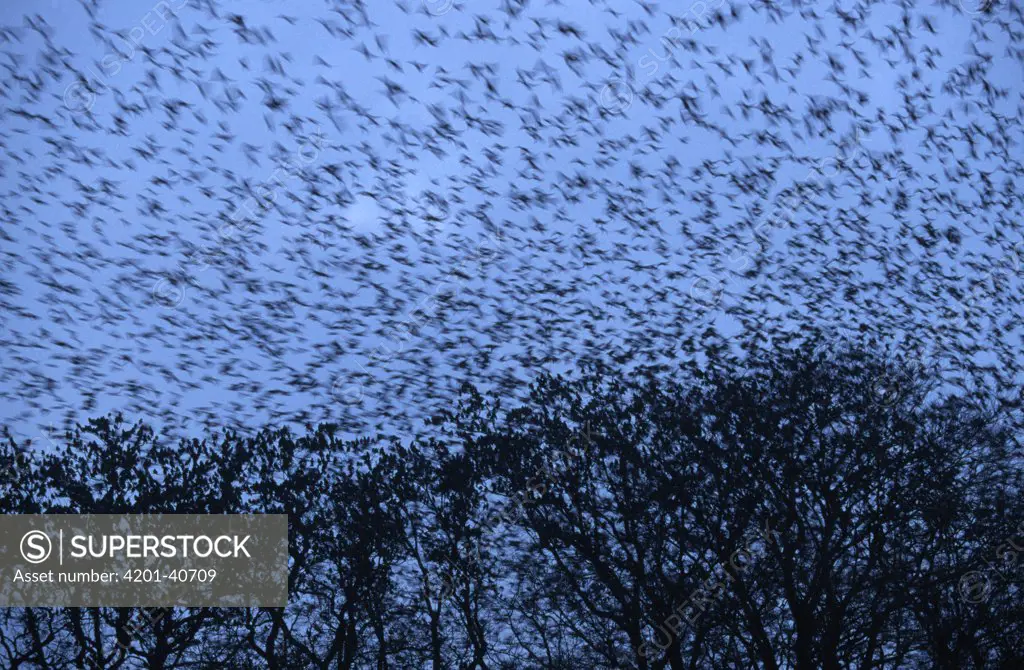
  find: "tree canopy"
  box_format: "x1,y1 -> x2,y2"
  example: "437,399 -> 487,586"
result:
2,344 -> 1022,669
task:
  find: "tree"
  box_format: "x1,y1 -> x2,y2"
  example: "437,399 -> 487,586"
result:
1,342 -> 1021,668
448,345 -> 1024,669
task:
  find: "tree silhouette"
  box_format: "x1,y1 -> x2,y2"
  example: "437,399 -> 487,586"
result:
1,343 -> 1021,668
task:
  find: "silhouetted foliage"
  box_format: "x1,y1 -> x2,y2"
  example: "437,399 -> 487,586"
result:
1,344 -> 1022,669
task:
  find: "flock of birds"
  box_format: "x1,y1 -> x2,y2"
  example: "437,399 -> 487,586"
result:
0,0 -> 1022,442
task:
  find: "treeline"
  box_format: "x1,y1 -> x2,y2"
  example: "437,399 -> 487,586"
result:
1,345 -> 1023,669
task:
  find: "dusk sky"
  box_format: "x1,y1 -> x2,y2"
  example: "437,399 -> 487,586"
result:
1,0 -> 1021,441
2,1 -> 1024,667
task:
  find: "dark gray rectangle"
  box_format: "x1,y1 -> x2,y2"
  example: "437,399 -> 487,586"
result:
0,514 -> 288,607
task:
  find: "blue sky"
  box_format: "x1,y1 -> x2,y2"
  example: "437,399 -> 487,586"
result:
1,0 -> 1021,442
